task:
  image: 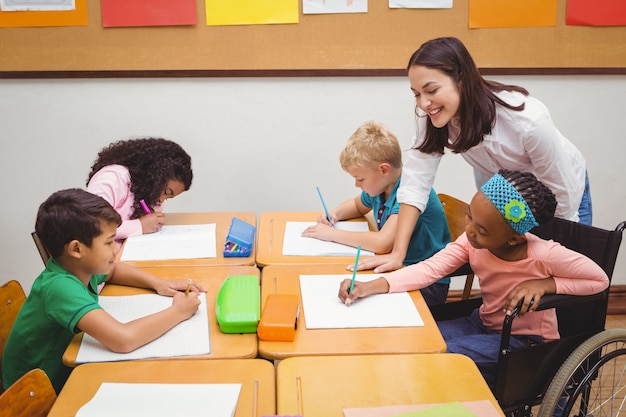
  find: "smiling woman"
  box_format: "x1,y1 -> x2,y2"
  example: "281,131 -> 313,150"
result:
86,138 -> 193,241
355,36 -> 593,275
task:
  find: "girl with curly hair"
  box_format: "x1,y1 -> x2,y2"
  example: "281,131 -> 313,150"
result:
86,137 -> 193,240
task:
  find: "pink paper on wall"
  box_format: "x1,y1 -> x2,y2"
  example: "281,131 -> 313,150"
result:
566,0 -> 626,26
101,0 -> 197,27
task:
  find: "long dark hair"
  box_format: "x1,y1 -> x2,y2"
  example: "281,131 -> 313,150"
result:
407,37 -> 529,154
87,138 -> 192,219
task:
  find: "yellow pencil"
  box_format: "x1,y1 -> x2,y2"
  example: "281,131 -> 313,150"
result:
185,279 -> 192,295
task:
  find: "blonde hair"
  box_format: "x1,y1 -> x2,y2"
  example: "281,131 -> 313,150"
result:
339,121 -> 402,170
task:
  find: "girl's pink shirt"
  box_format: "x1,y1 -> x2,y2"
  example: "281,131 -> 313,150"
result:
86,164 -> 163,241
384,233 -> 609,341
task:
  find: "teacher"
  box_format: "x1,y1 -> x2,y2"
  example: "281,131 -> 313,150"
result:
356,37 -> 591,273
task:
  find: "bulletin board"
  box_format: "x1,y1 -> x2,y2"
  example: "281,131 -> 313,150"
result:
0,0 -> 625,77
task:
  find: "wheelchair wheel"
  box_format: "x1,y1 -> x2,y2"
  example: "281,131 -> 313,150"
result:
537,328 -> 626,417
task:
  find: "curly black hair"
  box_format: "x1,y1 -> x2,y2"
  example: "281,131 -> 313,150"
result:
87,138 -> 192,219
499,169 -> 557,225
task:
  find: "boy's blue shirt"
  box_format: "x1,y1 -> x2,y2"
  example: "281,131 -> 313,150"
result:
360,175 -> 451,283
1,258 -> 107,393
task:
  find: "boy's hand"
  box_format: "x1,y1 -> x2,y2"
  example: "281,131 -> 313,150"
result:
349,253 -> 404,273
316,212 -> 336,226
171,291 -> 201,319
140,212 -> 166,234
155,279 -> 206,297
338,277 -> 390,306
504,277 -> 556,316
301,223 -> 334,241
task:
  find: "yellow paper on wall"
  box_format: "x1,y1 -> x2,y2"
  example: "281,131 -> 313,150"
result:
205,0 -> 298,26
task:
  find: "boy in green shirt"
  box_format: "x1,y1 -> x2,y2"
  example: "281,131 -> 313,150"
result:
2,188 -> 203,393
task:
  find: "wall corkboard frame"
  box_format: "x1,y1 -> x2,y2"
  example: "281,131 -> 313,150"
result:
0,0 -> 625,78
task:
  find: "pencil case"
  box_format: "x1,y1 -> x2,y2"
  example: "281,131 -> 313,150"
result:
215,275 -> 260,333
257,294 -> 300,342
223,217 -> 255,258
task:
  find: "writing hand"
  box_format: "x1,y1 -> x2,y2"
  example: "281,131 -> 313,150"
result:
139,212 -> 165,234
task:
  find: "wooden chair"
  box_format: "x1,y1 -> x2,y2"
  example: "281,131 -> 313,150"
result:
31,232 -> 51,266
0,280 -> 26,394
438,193 -> 475,301
0,369 -> 56,417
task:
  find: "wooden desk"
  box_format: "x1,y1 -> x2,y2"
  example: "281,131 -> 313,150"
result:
118,212 -> 257,267
63,265 -> 259,366
276,354 -> 505,417
258,264 -> 446,360
48,359 -> 275,417
256,211 -> 375,267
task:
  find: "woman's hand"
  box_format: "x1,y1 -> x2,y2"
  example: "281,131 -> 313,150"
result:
348,253 -> 404,274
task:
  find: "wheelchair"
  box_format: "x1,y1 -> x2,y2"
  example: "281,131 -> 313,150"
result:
430,218 -> 626,417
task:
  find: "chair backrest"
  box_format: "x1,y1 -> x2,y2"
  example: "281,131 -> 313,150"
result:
530,218 -> 625,336
0,280 -> 26,394
0,369 -> 56,417
438,194 -> 474,301
496,218 -> 625,409
31,232 -> 51,266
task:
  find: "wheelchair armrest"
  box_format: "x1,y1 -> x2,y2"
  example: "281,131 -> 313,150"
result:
533,292 -> 606,312
499,291 -> 607,352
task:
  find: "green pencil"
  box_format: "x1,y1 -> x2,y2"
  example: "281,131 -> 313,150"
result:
349,245 -> 361,293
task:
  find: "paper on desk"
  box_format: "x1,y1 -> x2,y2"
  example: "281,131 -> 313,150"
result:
343,400 -> 501,417
76,382 -> 241,417
282,221 -> 375,256
76,293 -> 210,363
120,224 -> 217,261
299,274 -> 423,329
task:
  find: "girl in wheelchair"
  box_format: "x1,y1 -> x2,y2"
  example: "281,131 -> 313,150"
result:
339,169 -> 609,387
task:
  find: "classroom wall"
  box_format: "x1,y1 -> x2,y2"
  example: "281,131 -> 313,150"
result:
1,75 -> 625,294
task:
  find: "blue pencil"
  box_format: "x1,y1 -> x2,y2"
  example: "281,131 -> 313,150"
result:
349,245 -> 361,294
315,186 -> 332,224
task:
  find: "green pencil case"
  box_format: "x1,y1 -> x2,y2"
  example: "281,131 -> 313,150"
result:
215,275 -> 260,334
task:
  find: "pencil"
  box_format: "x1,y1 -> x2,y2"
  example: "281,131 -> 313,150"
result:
315,186 -> 332,224
185,279 -> 192,295
349,245 -> 361,293
139,199 -> 151,214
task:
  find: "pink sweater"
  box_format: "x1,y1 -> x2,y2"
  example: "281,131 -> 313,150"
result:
87,164 -> 163,241
385,233 -> 609,341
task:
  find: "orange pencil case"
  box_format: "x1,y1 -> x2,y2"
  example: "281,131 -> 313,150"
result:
257,294 -> 300,342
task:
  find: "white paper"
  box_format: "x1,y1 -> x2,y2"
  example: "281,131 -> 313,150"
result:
76,382 -> 241,417
120,224 -> 217,261
76,293 -> 210,363
299,274 -> 423,329
303,0 -> 367,14
389,0 -> 452,8
282,221 -> 375,256
0,0 -> 75,11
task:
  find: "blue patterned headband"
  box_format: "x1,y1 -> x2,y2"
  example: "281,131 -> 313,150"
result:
480,173 -> 539,234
